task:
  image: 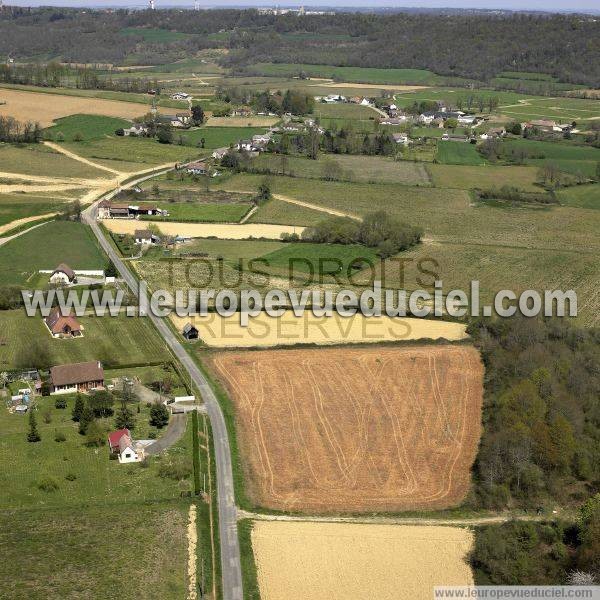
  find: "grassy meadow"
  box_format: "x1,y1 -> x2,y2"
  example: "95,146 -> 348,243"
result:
46,114 -> 132,142
0,221 -> 106,285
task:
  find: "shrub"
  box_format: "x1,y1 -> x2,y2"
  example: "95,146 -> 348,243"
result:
54,431 -> 66,442
54,397 -> 67,409
42,409 -> 52,424
158,456 -> 192,480
37,477 -> 59,492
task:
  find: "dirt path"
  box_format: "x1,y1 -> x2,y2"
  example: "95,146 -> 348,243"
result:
0,212 -> 57,236
273,193 -> 361,220
43,141 -> 124,175
237,509 -> 570,527
0,219 -> 51,247
187,504 -> 198,600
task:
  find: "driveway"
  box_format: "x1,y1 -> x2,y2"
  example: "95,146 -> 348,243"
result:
145,413 -> 187,455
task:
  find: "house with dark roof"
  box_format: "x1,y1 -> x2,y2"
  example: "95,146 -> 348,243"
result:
49,263 -> 76,285
44,306 -> 83,338
50,361 -> 104,394
182,323 -> 199,340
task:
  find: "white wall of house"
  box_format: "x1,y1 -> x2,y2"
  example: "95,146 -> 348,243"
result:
119,447 -> 140,463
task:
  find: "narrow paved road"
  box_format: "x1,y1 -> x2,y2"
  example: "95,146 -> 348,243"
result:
82,167 -> 243,600
145,413 -> 187,455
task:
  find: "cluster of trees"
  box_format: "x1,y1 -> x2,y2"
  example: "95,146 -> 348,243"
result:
215,86 -> 314,116
0,116 -> 42,143
300,211 -> 423,258
321,129 -> 398,156
471,495 -> 600,584
476,186 -> 558,205
468,317 -> 600,511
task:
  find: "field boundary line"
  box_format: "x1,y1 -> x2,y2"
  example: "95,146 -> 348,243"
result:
273,193 -> 362,220
43,141 -> 124,175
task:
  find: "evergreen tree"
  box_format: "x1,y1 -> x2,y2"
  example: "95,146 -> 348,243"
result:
27,409 -> 41,443
149,403 -> 170,429
72,394 -> 84,422
115,404 -> 135,431
79,405 -> 94,436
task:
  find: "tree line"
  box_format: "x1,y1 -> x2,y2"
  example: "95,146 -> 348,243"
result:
0,115 -> 42,143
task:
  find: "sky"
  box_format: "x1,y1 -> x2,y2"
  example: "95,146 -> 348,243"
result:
3,0 -> 599,12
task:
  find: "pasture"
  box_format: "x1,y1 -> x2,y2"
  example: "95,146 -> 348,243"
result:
0,86 -> 156,127
251,154 -> 432,185
0,143 -> 110,179
428,163 -> 540,191
143,202 -> 252,223
0,502 -> 189,599
249,197 -> 326,226
209,344 -> 482,511
557,184 -> 600,209
435,141 -> 487,166
251,521 -> 474,600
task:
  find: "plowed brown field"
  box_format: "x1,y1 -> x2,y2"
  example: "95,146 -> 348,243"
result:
210,344 -> 483,512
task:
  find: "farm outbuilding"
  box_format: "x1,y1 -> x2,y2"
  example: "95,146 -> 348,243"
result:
182,323 -> 199,340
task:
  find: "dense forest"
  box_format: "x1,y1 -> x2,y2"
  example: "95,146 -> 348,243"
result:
467,317 -> 600,511
0,8 -> 598,86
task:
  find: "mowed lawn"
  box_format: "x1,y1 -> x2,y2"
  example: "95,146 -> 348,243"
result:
428,163 -> 540,191
435,141 -> 487,166
0,221 -> 106,285
0,143 -> 110,179
0,502 -> 189,599
0,310 -> 168,370
252,153 -> 431,185
46,114 -> 133,142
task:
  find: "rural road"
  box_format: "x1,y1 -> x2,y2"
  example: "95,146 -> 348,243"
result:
82,166 -> 243,600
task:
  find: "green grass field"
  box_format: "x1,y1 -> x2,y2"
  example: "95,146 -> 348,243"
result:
0,143 -> 110,179
557,184 -> 600,209
0,501 -> 189,599
251,153 -> 431,185
500,138 -> 600,178
0,310 -> 168,370
0,221 -> 106,285
62,137 -> 199,166
143,202 -> 252,223
435,141 -> 487,166
260,242 -> 379,276
428,163 -> 540,191
0,198 -> 62,228
248,63 -> 445,85
46,114 -> 132,142
249,197 -> 334,226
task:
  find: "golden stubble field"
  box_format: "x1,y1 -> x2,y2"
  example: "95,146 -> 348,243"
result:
0,87 -> 157,127
172,312 -> 468,347
251,521 -> 474,600
210,344 -> 483,512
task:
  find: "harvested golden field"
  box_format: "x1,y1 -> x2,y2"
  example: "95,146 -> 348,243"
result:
210,344 -> 483,512
103,219 -> 303,240
252,521 -> 474,600
0,87 -> 155,127
174,312 -> 468,347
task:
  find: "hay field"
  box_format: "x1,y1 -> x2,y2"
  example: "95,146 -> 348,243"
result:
251,521 -> 474,600
103,218 -> 304,240
209,345 -> 483,512
172,312 -> 468,347
0,87 -> 155,127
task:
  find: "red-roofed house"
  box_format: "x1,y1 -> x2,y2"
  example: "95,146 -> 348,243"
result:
44,306 -> 83,338
108,428 -> 141,463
